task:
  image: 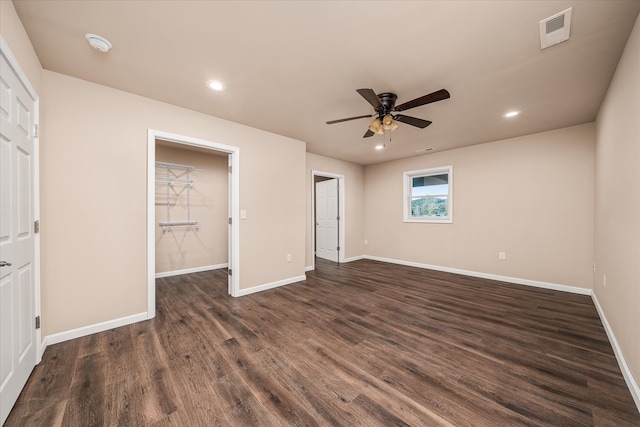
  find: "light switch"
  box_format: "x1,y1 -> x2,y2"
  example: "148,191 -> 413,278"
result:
240,210 -> 247,219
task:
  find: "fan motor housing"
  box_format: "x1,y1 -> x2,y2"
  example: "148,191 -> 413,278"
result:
377,93 -> 398,113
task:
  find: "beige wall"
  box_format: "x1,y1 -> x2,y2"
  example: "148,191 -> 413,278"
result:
155,144 -> 228,274
40,70 -> 306,336
594,15 -> 640,389
0,1 -> 42,95
3,0 -> 637,394
306,153 -> 364,267
364,123 -> 595,289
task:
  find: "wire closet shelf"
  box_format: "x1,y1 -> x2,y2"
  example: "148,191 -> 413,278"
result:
155,161 -> 203,232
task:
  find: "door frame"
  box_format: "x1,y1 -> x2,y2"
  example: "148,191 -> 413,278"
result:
147,129 -> 240,318
0,36 -> 42,361
311,170 -> 345,270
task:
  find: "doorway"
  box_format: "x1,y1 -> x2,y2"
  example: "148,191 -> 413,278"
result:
154,142 -> 229,275
311,170 -> 345,270
0,38 -> 41,425
147,130 -> 240,319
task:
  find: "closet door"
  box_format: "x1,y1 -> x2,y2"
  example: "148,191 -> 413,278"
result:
315,179 -> 339,262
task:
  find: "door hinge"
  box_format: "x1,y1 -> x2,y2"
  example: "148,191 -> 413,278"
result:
336,216 -> 340,221
337,246 -> 340,251
228,166 -> 232,173
35,315 -> 40,329
228,269 -> 232,276
228,217 -> 232,225
34,220 -> 40,233
34,124 -> 39,138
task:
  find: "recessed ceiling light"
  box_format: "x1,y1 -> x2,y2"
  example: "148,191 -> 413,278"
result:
504,111 -> 520,118
85,33 -> 112,53
206,80 -> 225,91
375,144 -> 385,150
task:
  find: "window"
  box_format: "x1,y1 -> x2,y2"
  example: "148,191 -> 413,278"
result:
403,166 -> 453,223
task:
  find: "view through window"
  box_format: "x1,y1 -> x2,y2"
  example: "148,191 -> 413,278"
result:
403,166 -> 453,223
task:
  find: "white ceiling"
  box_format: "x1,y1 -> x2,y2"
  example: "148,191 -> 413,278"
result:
13,0 -> 640,165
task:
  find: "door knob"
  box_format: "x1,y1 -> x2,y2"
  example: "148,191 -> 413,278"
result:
0,261 -> 12,267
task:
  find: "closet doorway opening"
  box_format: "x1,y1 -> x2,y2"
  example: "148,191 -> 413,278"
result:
147,130 -> 240,319
311,170 -> 345,270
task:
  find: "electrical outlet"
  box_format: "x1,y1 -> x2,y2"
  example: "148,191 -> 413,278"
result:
498,251 -> 506,260
364,239 -> 368,245
286,254 -> 292,263
603,274 -> 606,288
593,262 -> 596,273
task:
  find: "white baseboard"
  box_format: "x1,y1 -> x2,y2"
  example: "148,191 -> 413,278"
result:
39,337 -> 47,360
237,274 -> 306,297
39,273 -> 306,349
42,312 -> 148,352
306,255 -> 365,272
364,255 -> 592,295
362,255 -> 638,411
155,263 -> 228,278
35,255 -> 638,414
591,293 -> 640,411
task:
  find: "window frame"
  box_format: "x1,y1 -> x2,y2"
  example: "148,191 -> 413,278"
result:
403,165 -> 453,223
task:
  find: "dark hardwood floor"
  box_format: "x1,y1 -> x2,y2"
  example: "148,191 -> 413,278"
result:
6,259 -> 640,426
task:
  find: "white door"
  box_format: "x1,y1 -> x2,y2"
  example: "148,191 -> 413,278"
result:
0,51 -> 38,424
315,179 -> 339,262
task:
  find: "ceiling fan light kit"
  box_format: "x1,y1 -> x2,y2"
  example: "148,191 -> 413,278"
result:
368,118 -> 384,134
382,114 -> 399,131
327,87 -> 450,142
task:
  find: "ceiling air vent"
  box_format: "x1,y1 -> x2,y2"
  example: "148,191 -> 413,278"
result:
539,8 -> 572,49
415,147 -> 434,154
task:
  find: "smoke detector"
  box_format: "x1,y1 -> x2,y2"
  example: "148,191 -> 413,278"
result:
539,8 -> 572,49
85,34 -> 112,53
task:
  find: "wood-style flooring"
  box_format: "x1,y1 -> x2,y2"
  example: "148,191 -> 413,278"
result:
6,259 -> 640,426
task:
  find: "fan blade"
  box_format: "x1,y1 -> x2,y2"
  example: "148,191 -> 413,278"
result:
395,114 -> 432,129
394,89 -> 450,112
363,129 -> 375,138
326,114 -> 372,125
356,88 -> 383,110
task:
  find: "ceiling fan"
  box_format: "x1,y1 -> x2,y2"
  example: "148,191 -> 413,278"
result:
326,88 -> 450,138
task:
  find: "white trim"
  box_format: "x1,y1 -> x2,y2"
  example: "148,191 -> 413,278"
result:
403,165 -> 453,223
237,275 -> 306,297
39,338 -> 47,359
345,255 -> 637,409
43,312 -> 148,347
592,293 -> 640,411
311,170 -> 346,270
0,37 -> 42,362
347,255 -> 639,409
147,129 -> 241,317
364,255 -> 592,295
306,255 -> 365,271
155,263 -> 228,278
147,133 -> 156,316
33,100 -> 40,363
0,37 -> 38,97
